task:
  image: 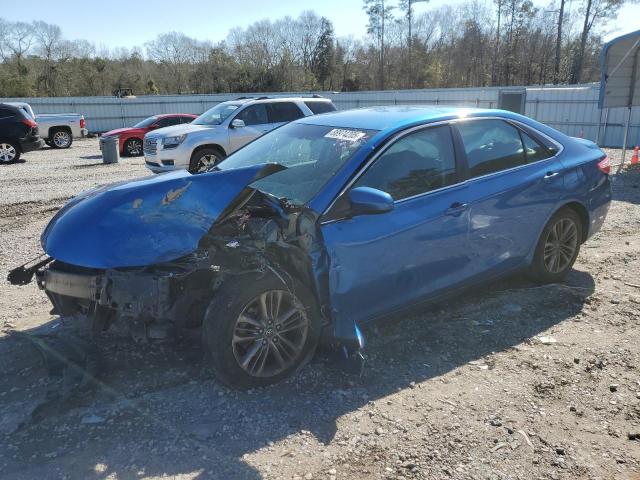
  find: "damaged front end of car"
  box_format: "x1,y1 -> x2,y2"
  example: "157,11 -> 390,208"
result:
8,164 -> 363,363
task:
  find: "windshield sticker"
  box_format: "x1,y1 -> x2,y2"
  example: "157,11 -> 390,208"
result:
324,129 -> 367,142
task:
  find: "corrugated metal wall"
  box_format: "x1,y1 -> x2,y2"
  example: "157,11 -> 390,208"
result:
2,83 -> 638,147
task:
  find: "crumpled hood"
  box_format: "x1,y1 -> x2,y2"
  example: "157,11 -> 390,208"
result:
41,164 -> 284,269
145,123 -> 213,138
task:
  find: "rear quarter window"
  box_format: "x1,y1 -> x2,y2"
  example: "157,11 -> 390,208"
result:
268,102 -> 305,122
521,131 -> 553,162
304,101 -> 337,114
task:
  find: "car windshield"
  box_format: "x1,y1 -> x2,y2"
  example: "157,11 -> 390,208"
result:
217,123 -> 377,205
193,103 -> 241,126
133,116 -> 158,128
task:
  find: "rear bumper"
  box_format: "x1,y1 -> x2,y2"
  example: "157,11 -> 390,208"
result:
586,177 -> 612,239
20,137 -> 45,153
80,128 -> 89,138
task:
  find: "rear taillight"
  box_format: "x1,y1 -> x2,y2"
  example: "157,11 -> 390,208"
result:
22,118 -> 37,129
80,117 -> 86,129
597,156 -> 611,175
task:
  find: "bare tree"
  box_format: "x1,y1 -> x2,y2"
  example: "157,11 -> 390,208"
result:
363,0 -> 395,89
570,0 -> 629,83
553,0 -> 566,84
146,32 -> 199,93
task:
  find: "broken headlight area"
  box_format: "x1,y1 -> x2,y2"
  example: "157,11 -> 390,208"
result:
34,254 -> 216,338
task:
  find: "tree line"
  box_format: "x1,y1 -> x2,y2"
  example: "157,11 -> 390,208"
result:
0,0 -> 631,98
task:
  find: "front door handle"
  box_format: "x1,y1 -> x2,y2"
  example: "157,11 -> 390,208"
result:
543,171 -> 560,180
445,202 -> 469,217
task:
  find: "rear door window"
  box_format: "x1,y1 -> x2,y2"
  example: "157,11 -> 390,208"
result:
236,104 -> 270,126
456,119 -> 526,178
304,101 -> 336,114
268,102 -> 305,123
353,125 -> 457,201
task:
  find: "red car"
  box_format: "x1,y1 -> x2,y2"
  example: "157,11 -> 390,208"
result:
100,114 -> 197,156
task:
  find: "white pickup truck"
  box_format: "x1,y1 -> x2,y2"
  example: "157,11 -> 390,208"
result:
6,102 -> 88,149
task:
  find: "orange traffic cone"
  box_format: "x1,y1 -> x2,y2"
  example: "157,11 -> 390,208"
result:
632,146 -> 639,165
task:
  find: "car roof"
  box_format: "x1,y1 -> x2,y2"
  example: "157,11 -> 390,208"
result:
0,103 -> 21,113
296,106 -> 515,131
221,96 -> 333,106
157,113 -> 197,118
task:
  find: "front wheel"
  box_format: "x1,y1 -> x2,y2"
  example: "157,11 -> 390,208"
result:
123,138 -> 143,156
530,207 -> 582,283
50,129 -> 73,149
0,141 -> 20,163
203,273 -> 320,389
188,147 -> 225,174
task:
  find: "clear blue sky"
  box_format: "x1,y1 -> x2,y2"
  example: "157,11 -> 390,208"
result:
0,0 -> 637,49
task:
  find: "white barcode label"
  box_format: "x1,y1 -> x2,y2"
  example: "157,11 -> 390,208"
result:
324,129 -> 367,142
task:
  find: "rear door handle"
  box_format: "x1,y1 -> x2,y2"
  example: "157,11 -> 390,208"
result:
543,171 -> 560,180
445,202 -> 469,216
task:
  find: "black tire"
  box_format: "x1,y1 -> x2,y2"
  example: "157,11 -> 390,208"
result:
123,138 -> 143,157
49,128 -> 73,149
188,147 -> 225,174
529,207 -> 583,283
0,140 -> 20,163
202,272 -> 320,389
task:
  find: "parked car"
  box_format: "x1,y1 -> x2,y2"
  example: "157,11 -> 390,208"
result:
9,106 -> 611,389
143,96 -> 336,174
5,102 -> 88,149
0,103 -> 45,163
100,114 -> 197,157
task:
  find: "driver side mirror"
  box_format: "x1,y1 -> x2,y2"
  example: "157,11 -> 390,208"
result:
231,119 -> 245,129
149,124 -> 160,130
348,187 -> 394,217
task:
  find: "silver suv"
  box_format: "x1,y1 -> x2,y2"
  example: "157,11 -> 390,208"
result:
143,96 -> 336,174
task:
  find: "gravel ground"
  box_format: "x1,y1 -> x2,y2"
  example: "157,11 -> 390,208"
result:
1,140 -> 639,480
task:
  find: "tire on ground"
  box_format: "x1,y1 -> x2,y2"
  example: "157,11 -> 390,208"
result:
202,272 -> 320,389
49,128 -> 73,149
0,140 -> 21,163
529,206 -> 583,283
123,138 -> 143,157
188,147 -> 225,174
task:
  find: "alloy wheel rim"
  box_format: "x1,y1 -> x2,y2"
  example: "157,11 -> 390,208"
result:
232,290 -> 309,378
53,131 -> 71,147
543,218 -> 578,274
196,154 -> 218,172
127,140 -> 142,155
0,143 -> 16,162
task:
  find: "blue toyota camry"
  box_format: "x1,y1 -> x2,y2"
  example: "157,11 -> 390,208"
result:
12,106 -> 612,388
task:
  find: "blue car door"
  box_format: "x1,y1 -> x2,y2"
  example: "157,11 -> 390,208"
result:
454,118 -> 565,276
320,124 -> 472,325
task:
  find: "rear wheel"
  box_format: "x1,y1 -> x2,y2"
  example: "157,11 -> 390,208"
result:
530,207 -> 582,283
0,141 -> 20,163
50,129 -> 73,149
188,147 -> 225,174
202,273 -> 320,389
123,138 -> 143,156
